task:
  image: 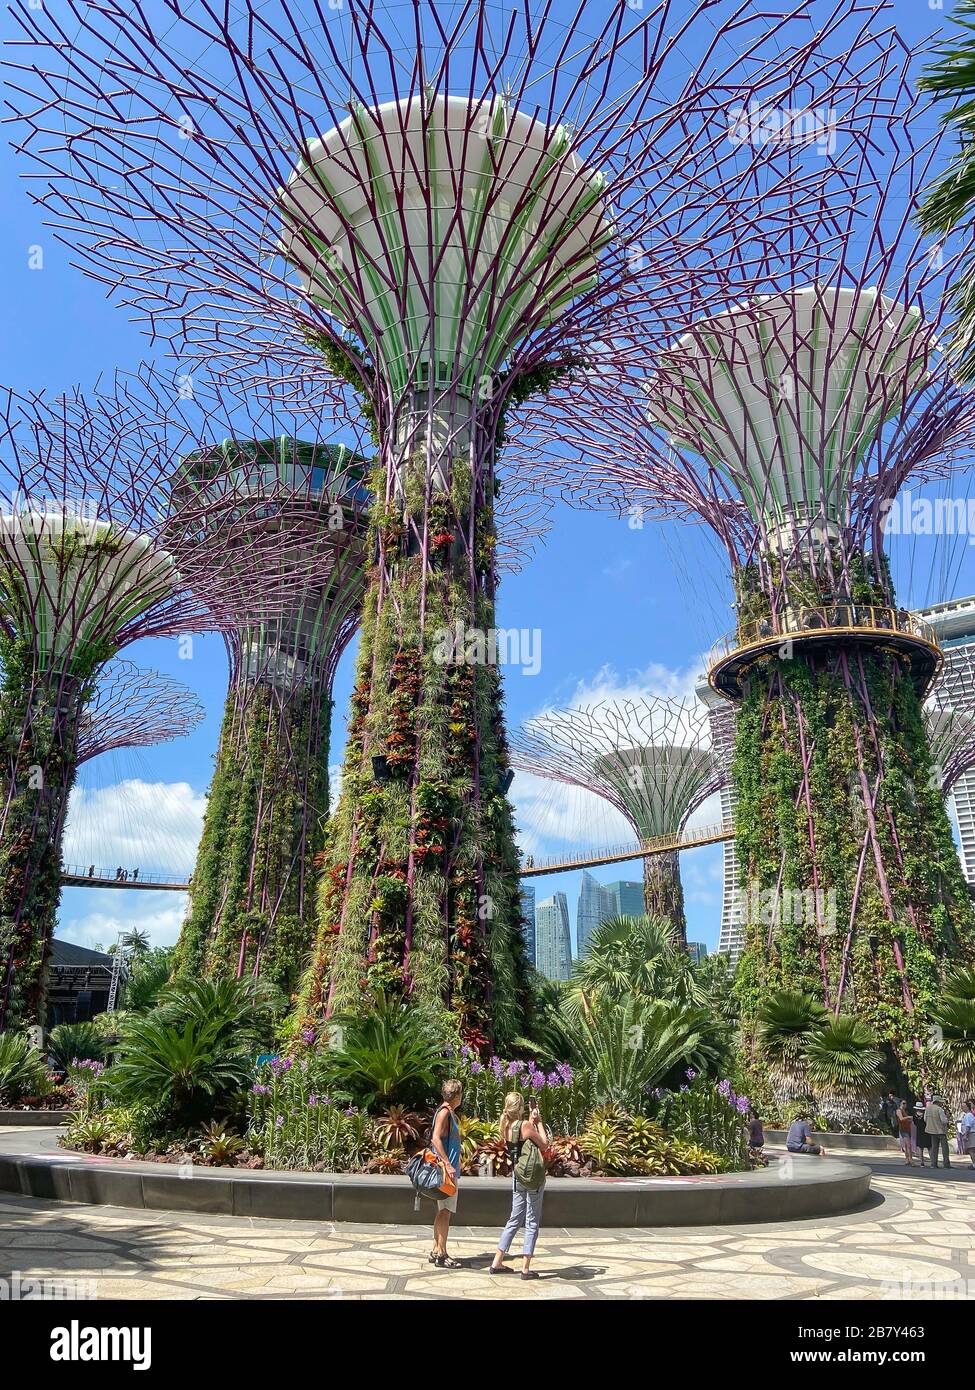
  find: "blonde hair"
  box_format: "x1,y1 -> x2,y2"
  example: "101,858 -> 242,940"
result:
499,1091 -> 525,1141
442,1078 -> 462,1104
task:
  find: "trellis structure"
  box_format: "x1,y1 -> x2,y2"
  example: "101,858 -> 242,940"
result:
0,372 -> 308,1030
6,0 -> 908,1045
511,696 -> 722,945
521,91 -> 975,1078
77,661 -> 204,763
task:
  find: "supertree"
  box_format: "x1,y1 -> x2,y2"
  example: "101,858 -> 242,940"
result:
172,436 -> 370,997
520,91 -> 975,1078
77,659 -> 204,764
926,704 -> 975,801
5,0 -> 905,1045
0,373 -> 313,1031
511,697 -> 721,945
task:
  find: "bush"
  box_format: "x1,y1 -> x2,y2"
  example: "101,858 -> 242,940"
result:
109,1015 -> 255,1131
247,1058 -> 372,1170
0,1033 -> 49,1105
650,1073 -> 750,1169
457,1051 -> 595,1134
321,994 -> 444,1110
48,1022 -> 106,1072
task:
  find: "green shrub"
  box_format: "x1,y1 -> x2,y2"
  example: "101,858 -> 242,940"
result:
48,1022 -> 106,1072
0,1033 -> 49,1104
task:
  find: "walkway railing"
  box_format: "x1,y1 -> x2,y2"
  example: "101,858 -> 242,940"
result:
519,819 -> 735,877
61,865 -> 190,891
707,603 -> 939,672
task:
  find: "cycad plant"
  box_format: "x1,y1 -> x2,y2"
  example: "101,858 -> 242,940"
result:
804,1016 -> 884,1131
918,0 -> 975,382
47,1022 -> 106,1072
558,992 -> 707,1112
109,1014 -> 255,1127
0,1032 -> 49,1104
324,993 -> 444,1110
756,990 -> 829,1111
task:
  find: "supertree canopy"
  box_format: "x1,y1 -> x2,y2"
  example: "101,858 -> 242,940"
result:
522,91 -> 975,1079
172,436 -> 370,998
5,0 -> 907,1046
511,697 -> 721,946
0,372 -> 309,1031
925,703 -> 975,801
77,660 -> 205,764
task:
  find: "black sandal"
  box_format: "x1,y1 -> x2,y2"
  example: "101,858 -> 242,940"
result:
436,1254 -> 462,1268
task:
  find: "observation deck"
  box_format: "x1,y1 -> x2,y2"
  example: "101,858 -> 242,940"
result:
707,604 -> 942,701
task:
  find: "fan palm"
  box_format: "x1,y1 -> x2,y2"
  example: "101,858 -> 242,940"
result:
756,990 -> 829,1109
928,995 -> 975,1108
804,1016 -> 883,1130
566,914 -> 702,1014
918,0 -> 975,381
944,966 -> 975,1004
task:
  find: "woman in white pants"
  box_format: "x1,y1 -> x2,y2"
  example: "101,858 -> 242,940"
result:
489,1093 -> 548,1280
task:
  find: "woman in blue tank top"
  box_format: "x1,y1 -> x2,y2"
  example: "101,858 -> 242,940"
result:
430,1079 -> 463,1268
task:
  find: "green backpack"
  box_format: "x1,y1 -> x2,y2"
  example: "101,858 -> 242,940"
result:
512,1123 -> 546,1191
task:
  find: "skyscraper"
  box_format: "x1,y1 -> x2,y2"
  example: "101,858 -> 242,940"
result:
695,675 -> 745,964
536,893 -> 572,982
604,881 -> 646,918
577,871 -> 613,956
915,596 -> 975,884
687,941 -> 708,965
519,884 -> 536,967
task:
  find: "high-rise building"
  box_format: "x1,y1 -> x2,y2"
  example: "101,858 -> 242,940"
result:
695,675 -> 745,964
915,596 -> 975,885
536,892 -> 572,982
687,941 -> 708,965
604,880 -> 646,919
577,871 -> 614,956
519,884 -> 536,967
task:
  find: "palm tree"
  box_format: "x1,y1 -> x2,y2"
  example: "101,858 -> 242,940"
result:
804,1017 -> 884,1130
918,0 -> 975,381
120,928 -> 151,959
928,995 -> 975,1109
567,914 -> 702,1014
756,990 -> 829,1111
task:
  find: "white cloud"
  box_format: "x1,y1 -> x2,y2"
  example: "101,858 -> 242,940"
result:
57,889 -> 188,952
61,780 -> 206,877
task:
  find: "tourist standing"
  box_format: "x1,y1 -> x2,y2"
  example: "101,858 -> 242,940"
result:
960,1101 -> 975,1169
895,1100 -> 915,1165
924,1095 -> 952,1169
880,1091 -> 899,1136
490,1093 -> 549,1280
912,1098 -> 930,1167
429,1079 -> 463,1268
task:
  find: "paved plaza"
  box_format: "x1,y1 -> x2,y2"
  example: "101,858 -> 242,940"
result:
2,1135 -> 975,1299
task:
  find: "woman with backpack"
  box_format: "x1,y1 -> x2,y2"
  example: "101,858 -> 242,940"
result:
489,1092 -> 548,1280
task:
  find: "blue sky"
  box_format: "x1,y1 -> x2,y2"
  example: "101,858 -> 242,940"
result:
1,0 -> 973,960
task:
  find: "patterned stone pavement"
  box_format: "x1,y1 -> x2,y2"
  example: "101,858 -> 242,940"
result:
3,1151 -> 975,1299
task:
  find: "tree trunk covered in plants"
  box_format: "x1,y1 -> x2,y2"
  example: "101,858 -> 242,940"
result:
294,412 -> 530,1051
174,679 -> 331,1000
733,643 -> 975,1080
643,849 -> 687,948
0,642 -> 85,1031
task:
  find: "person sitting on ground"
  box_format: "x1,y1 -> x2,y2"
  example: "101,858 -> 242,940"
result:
785,1111 -> 826,1156
747,1108 -> 765,1157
